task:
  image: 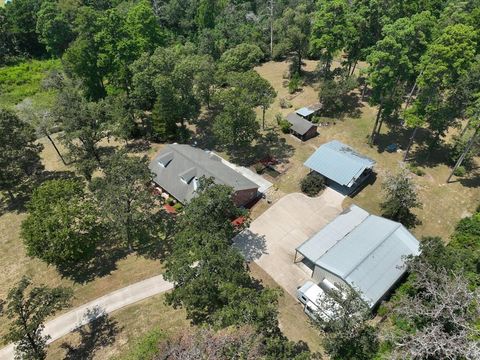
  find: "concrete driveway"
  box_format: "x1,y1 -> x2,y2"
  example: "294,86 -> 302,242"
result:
234,189 -> 344,298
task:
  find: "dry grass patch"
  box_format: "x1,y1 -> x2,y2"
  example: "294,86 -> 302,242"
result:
46,293 -> 188,360
255,60 -> 479,241
0,135 -> 166,344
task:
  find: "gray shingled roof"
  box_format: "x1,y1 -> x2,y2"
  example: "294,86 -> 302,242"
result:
149,144 -> 258,203
286,113 -> 316,135
304,140 -> 375,187
296,205 -> 420,307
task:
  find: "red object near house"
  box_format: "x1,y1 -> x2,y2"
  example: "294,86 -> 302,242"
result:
163,204 -> 177,214
260,156 -> 278,166
231,216 -> 245,227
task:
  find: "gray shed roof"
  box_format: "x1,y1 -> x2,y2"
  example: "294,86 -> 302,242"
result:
304,140 -> 375,187
149,144 -> 258,203
286,113 -> 316,135
296,103 -> 323,117
296,205 -> 420,307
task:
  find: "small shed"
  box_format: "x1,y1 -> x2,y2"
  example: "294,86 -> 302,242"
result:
286,113 -> 317,141
304,140 -> 375,195
296,103 -> 323,120
294,205 -> 420,308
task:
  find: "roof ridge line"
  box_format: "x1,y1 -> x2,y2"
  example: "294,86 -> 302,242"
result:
169,144 -> 219,181
343,219 -> 402,279
313,208 -> 368,263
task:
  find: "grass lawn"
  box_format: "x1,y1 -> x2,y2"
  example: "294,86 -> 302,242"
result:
45,293 -> 188,360
0,136 -> 166,344
254,60 -> 480,241
0,59 -> 61,109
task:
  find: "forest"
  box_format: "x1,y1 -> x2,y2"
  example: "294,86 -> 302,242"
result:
0,0 -> 479,359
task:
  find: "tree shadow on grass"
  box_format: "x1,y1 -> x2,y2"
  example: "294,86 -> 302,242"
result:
0,170 -> 78,216
61,307 -> 121,360
57,247 -> 129,284
228,130 -> 295,167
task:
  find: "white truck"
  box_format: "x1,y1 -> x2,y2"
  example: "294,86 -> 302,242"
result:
296,280 -> 340,321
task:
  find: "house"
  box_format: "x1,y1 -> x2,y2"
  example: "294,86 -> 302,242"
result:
304,140 -> 375,195
294,205 -> 420,308
149,144 -> 259,206
286,113 -> 317,141
295,103 -> 323,120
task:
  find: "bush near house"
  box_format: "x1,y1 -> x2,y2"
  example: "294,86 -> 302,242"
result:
301,172 -> 325,197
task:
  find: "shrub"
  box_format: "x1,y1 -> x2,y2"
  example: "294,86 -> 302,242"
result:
279,119 -> 291,134
407,164 -> 425,176
288,73 -> 301,94
253,163 -> 264,174
301,172 -> 325,197
173,202 -> 183,212
453,165 -> 466,177
166,197 -> 175,206
279,98 -> 292,109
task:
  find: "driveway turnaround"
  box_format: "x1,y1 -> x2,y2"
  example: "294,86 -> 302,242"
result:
234,189 -> 344,297
0,275 -> 173,360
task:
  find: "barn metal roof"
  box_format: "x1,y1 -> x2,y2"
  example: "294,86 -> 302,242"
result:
296,103 -> 323,117
296,205 -> 420,307
304,140 -> 375,187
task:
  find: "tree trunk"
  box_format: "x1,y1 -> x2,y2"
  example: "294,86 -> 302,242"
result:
350,60 -> 357,77
297,52 -> 302,75
47,134 -> 67,165
403,127 -> 418,161
447,125 -> 479,183
361,82 -> 368,101
404,72 -> 422,110
262,107 -> 266,130
7,189 -> 15,203
269,0 -> 274,58
370,102 -> 383,145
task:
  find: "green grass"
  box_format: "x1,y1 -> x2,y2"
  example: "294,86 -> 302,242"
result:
0,59 -> 61,109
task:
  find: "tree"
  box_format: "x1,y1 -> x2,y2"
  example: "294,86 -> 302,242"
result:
91,151 -> 161,251
213,89 -> 259,150
15,98 -> 66,165
150,80 -> 178,141
2,277 -> 72,360
407,23 -> 477,151
380,169 -> 422,227
4,0 -> 45,57
155,326 -> 266,359
273,5 -> 310,75
390,255 -> 480,359
227,71 -> 276,129
62,7 -> 106,100
310,0 -> 351,76
366,12 -> 435,144
36,0 -> 74,57
319,73 -> 357,116
316,286 -> 379,360
164,179 -> 279,332
218,43 -> 264,73
0,109 -> 43,203
21,179 -> 102,271
53,81 -> 109,180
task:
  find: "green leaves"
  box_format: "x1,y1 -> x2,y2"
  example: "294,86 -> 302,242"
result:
2,276 -> 72,360
0,109 -> 43,202
21,179 -> 101,270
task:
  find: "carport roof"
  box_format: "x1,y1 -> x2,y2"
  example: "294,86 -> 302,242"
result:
296,205 -> 420,307
304,140 -> 375,187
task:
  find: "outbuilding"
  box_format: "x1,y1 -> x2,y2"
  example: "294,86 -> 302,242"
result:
294,205 -> 420,308
295,103 -> 323,120
304,140 -> 375,195
286,113 -> 318,141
